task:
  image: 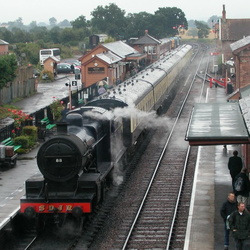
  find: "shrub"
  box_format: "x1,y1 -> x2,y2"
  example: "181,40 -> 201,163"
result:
22,126 -> 37,144
40,69 -> 54,82
16,148 -> 29,154
13,136 -> 29,149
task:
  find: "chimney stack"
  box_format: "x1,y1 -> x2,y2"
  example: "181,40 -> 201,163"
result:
222,4 -> 226,20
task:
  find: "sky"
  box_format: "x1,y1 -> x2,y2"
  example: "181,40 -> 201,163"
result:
0,1 -> 249,25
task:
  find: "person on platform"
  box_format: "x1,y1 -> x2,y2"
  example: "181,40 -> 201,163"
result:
233,168 -> 250,207
228,150 -> 243,187
229,202 -> 250,250
98,85 -> 106,95
220,192 -> 237,250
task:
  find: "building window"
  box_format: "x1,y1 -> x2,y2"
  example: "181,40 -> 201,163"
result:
88,67 -> 105,74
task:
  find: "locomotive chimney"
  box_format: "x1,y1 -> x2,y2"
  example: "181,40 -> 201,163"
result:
56,122 -> 68,134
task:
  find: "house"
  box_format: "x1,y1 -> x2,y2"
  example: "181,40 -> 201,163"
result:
219,5 -> 250,63
0,39 -> 9,55
132,30 -> 171,64
43,56 -> 60,76
78,40 -> 146,100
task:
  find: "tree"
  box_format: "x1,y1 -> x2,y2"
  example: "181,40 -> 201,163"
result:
186,28 -> 198,38
195,20 -> 210,38
0,54 -> 18,90
91,3 -> 128,39
29,21 -> 37,30
0,27 -> 14,43
11,27 -> 32,43
49,17 -> 57,27
49,26 -> 61,43
71,15 -> 88,29
153,7 -> 188,37
58,19 -> 72,28
60,28 -> 77,43
16,43 -> 40,65
29,26 -> 49,42
126,12 -> 154,38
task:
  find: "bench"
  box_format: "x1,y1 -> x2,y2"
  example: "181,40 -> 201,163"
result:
40,117 -> 56,130
1,137 -> 22,151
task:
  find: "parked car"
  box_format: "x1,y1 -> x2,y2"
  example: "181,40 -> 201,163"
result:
56,63 -> 73,74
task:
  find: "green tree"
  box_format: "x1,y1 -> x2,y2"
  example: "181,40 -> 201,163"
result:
58,19 -> 72,28
91,3 -> 128,39
29,26 -> 49,42
71,15 -> 88,29
126,12 -> 154,38
153,7 -> 188,37
49,26 -> 61,43
60,28 -> 77,44
0,54 -> 18,90
186,28 -> 198,38
49,17 -> 57,27
18,43 -> 40,65
0,27 -> 14,43
11,27 -> 32,43
195,20 -> 210,38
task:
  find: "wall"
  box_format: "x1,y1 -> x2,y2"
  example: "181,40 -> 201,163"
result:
0,44 -> 8,55
83,59 -> 108,88
0,66 -> 37,105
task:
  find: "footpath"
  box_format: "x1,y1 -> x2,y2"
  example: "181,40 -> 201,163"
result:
13,74 -> 75,115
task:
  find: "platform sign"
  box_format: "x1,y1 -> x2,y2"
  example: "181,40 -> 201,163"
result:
72,81 -> 77,86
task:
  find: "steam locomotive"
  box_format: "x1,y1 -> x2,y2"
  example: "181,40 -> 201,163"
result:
20,44 -> 192,226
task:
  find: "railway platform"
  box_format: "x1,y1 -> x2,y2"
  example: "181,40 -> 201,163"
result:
0,85 -> 241,249
184,86 -> 239,250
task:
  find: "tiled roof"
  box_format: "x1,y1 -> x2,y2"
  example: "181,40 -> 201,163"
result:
133,33 -> 161,45
230,35 -> 250,52
221,19 -> 250,41
102,41 -> 138,59
96,51 -> 121,64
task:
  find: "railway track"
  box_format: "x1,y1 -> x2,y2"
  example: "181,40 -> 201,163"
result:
2,43 -> 213,249
85,43 -> 212,250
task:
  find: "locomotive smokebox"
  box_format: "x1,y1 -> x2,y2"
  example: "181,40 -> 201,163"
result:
37,134 -> 89,182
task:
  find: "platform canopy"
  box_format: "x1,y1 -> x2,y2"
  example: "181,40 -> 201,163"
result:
185,103 -> 250,146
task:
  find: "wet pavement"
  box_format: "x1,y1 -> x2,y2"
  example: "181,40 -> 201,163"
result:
13,74 -> 77,114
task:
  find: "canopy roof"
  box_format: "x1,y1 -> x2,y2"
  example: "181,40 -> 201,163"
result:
185,103 -> 249,146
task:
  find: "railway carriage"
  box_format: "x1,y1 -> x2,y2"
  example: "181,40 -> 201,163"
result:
20,44 -> 192,227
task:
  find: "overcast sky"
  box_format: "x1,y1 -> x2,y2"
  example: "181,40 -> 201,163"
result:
1,1 -> 249,25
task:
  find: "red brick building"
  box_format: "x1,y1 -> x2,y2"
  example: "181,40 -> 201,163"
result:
219,5 -> 250,63
78,41 -> 146,95
230,36 -> 250,90
0,39 -> 9,55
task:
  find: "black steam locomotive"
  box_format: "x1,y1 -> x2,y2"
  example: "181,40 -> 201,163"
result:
20,44 -> 192,225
